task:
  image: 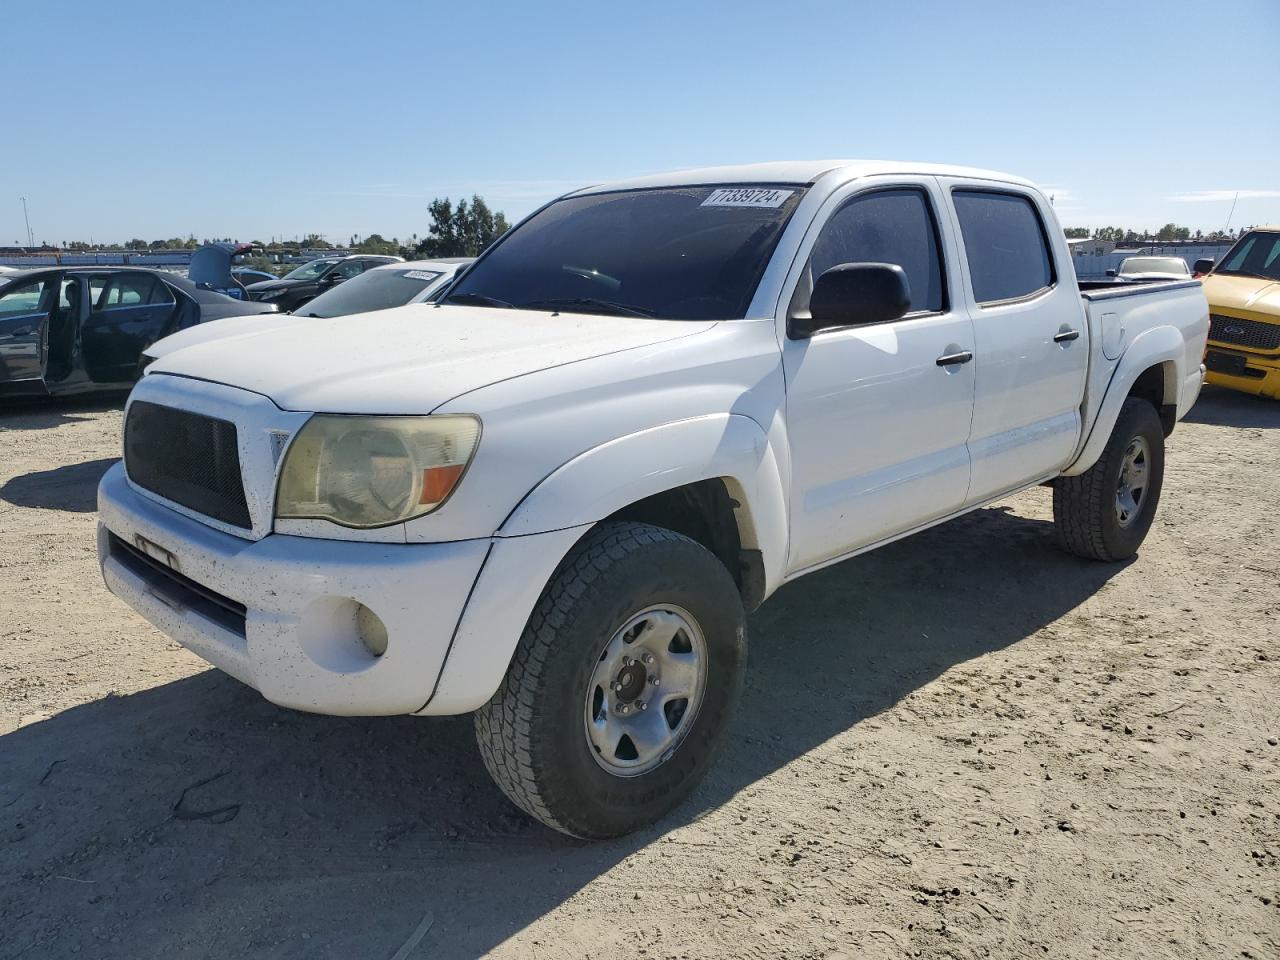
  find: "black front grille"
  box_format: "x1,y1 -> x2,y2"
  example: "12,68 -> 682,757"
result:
1209,314 -> 1280,352
124,401 -> 251,529
108,533 -> 247,637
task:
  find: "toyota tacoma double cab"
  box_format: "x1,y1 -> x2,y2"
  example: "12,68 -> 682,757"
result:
97,161 -> 1209,838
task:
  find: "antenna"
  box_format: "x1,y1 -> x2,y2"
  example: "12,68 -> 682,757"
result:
20,196 -> 33,247
1224,191 -> 1239,235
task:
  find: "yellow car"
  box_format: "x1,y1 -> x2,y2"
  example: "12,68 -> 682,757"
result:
1199,227 -> 1280,398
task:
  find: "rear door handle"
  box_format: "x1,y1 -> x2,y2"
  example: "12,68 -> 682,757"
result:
1054,329 -> 1080,343
935,350 -> 973,367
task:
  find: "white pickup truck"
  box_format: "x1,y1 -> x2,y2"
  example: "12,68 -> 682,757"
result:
97,161 -> 1209,839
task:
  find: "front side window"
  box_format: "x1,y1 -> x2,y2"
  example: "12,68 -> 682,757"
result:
333,260 -> 369,280
0,279 -> 50,317
952,190 -> 1054,303
803,188 -> 946,314
445,185 -> 806,320
1217,231 -> 1280,282
282,259 -> 339,281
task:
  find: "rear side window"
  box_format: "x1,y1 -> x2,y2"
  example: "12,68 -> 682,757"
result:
952,190 -> 1054,303
807,188 -> 946,313
97,274 -> 159,309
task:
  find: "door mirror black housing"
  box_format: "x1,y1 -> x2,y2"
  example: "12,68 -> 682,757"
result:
1193,258 -> 1215,277
1105,268 -> 1117,277
321,272 -> 347,287
791,262 -> 911,338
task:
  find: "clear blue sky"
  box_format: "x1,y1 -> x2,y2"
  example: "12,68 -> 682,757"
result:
5,0 -> 1278,245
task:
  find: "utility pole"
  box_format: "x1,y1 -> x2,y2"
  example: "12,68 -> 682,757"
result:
20,197 -> 33,247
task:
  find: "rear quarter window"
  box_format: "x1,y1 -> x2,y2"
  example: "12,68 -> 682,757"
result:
952,190 -> 1054,304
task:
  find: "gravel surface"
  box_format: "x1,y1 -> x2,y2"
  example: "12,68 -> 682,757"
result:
1,386 -> 1277,959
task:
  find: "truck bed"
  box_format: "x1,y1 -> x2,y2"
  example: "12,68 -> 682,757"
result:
1072,277 -> 1209,471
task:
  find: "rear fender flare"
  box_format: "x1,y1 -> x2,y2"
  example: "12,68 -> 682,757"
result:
1063,325 -> 1183,476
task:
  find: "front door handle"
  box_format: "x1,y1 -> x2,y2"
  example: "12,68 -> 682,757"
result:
1054,329 -> 1080,343
935,350 -> 973,367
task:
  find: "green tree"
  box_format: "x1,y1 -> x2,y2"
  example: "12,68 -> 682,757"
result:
354,232 -> 400,256
416,195 -> 511,257
1063,227 -> 1089,239
125,238 -> 148,251
1156,223 -> 1191,241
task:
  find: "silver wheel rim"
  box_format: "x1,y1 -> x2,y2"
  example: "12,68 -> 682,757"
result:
583,604 -> 708,777
1115,435 -> 1151,528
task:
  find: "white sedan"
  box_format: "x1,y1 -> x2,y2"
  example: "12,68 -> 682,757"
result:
1112,256 -> 1192,281
142,258 -> 471,363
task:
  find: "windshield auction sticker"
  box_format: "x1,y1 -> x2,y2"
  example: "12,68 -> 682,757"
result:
701,187 -> 795,208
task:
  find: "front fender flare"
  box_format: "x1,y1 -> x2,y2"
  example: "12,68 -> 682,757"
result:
1063,325 -> 1184,476
499,413 -> 789,594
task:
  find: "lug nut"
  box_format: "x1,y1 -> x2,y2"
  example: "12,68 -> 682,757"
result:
638,701 -> 648,711
642,653 -> 655,665
617,703 -> 630,715
610,681 -> 620,691
649,675 -> 659,687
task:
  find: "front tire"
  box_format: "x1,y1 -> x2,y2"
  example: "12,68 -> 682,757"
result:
1053,397 -> 1165,561
475,522 -> 746,839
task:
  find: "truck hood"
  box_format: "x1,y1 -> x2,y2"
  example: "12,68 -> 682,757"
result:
146,312 -> 306,361
146,304 -> 717,413
1203,273 -> 1280,317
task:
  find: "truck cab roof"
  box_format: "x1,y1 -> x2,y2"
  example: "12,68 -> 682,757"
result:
570,160 -> 1036,196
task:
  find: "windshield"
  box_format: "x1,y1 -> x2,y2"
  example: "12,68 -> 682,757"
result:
282,259 -> 339,281
297,267 -> 443,318
1215,231 -> 1280,282
445,185 -> 806,320
1119,257 -> 1189,276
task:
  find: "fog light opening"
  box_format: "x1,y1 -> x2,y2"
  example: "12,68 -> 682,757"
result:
355,603 -> 388,658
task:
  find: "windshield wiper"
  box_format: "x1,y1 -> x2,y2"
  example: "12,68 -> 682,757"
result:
520,297 -> 655,318
444,292 -> 515,308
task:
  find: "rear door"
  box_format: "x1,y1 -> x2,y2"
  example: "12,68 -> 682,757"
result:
780,176 -> 977,572
82,272 -> 178,381
0,275 -> 56,386
940,183 -> 1088,504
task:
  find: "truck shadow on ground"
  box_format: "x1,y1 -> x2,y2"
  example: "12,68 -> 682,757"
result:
0,501 -> 1127,959
0,457 -> 117,512
1183,384 -> 1280,429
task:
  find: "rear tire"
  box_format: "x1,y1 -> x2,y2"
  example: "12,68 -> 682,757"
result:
475,522 -> 747,839
1053,397 -> 1165,561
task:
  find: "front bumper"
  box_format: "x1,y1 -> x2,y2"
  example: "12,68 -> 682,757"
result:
1204,348 -> 1280,400
97,462 -> 490,715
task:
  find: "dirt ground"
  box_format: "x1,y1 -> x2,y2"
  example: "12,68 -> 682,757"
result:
1,386 -> 1277,960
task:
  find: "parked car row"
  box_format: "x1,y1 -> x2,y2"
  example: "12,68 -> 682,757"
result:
0,267 -> 277,397
0,250 -> 472,396
142,259 -> 470,363
97,160 -> 1210,839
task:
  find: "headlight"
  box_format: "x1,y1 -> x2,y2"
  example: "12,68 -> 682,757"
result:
257,287 -> 289,300
276,415 -> 480,528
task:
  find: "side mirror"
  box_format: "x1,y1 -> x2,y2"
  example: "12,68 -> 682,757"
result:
322,272 -> 347,287
1105,269 -> 1117,277
1193,258 -> 1214,278
791,263 -> 911,338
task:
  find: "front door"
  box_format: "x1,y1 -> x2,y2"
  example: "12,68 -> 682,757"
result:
781,179 -> 977,573
0,274 -> 56,387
